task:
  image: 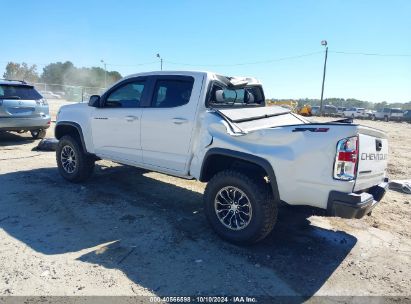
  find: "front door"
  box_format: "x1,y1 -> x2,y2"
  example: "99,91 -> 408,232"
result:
91,78 -> 147,163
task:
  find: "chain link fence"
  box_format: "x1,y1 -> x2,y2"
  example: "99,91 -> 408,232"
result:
33,83 -> 106,102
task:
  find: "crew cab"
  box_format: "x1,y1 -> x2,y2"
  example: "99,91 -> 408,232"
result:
54,71 -> 389,244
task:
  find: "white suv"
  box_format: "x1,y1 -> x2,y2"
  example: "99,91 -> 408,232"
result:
343,107 -> 366,119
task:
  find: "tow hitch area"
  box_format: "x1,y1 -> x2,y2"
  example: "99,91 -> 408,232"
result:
327,182 -> 388,219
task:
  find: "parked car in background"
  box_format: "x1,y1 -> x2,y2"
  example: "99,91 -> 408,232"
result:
364,109 -> 376,120
311,106 -> 320,116
310,105 -> 337,116
337,107 -> 346,117
372,108 -> 404,122
0,79 -> 50,139
403,110 -> 411,123
343,107 -> 366,119
401,110 -> 411,123
55,91 -> 66,98
323,105 -> 338,116
40,91 -> 62,99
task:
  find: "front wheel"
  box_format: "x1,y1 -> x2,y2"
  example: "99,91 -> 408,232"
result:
203,170 -> 278,244
30,129 -> 46,139
56,135 -> 95,183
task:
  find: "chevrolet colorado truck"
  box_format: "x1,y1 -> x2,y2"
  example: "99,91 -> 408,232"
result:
55,71 -> 389,244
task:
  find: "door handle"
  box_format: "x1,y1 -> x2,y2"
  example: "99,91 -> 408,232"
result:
172,118 -> 188,125
125,115 -> 138,122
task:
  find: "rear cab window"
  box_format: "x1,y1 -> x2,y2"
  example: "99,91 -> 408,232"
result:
207,84 -> 265,108
151,77 -> 194,108
0,84 -> 42,100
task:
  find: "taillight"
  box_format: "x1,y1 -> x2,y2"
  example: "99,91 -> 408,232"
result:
36,98 -> 48,106
333,136 -> 358,181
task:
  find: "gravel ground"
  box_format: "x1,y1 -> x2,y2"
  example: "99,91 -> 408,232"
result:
0,100 -> 410,300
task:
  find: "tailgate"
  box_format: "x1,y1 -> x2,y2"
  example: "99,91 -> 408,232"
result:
354,128 -> 388,191
0,99 -> 37,117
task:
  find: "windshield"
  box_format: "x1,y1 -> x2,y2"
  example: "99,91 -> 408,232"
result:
208,83 -> 265,108
0,84 -> 42,100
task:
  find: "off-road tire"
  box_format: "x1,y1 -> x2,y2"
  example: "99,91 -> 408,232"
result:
30,129 -> 47,139
203,170 -> 278,245
56,135 -> 95,183
384,116 -> 389,122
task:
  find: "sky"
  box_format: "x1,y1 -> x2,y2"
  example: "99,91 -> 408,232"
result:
1,0 -> 410,103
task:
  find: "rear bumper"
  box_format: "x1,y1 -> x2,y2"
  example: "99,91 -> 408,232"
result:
0,115 -> 51,131
327,181 -> 388,219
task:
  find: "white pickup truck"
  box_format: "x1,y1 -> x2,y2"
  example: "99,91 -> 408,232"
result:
55,71 -> 389,244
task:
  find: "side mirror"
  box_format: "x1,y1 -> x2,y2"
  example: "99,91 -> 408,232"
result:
88,95 -> 101,107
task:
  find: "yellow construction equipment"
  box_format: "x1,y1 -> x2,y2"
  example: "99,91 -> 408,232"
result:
267,100 -> 298,112
297,104 -> 312,116
266,100 -> 312,116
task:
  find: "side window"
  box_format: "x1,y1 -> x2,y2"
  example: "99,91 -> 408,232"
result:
105,81 -> 145,108
152,78 -> 194,108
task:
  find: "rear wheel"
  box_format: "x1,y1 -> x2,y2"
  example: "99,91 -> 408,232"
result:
56,135 -> 95,182
203,170 -> 278,244
30,129 -> 46,139
384,116 -> 389,122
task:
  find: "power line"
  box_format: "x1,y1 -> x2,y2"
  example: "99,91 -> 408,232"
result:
106,61 -> 158,67
166,51 -> 323,67
1,49 -> 410,71
330,51 -> 411,57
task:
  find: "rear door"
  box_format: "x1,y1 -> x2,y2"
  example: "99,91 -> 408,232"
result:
140,74 -> 203,173
0,84 -> 43,118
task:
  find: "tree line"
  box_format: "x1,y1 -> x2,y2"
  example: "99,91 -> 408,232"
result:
268,98 -> 411,110
3,61 -> 410,109
2,61 -> 122,89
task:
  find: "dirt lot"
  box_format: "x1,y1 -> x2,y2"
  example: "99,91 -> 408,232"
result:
0,100 -> 410,300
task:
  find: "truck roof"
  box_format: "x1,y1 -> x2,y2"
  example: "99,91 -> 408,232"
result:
122,71 -> 262,86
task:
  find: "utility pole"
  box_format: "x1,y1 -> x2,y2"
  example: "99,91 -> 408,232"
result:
100,59 -> 107,88
156,53 -> 163,71
320,40 -> 328,116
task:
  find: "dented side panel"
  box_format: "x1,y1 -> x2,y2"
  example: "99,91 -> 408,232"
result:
190,113 -> 360,209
